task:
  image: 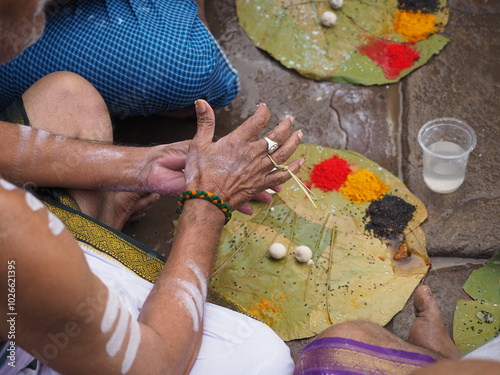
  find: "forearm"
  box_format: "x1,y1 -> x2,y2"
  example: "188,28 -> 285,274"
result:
138,199 -> 225,374
0,122 -> 155,191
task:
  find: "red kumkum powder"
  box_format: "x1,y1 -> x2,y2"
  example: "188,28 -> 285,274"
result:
359,39 -> 420,79
310,156 -> 352,192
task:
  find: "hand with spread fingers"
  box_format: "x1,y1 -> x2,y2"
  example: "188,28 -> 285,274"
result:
184,99 -> 304,214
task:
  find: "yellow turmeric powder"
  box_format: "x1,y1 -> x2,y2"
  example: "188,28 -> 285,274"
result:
394,10 -> 438,42
340,169 -> 388,203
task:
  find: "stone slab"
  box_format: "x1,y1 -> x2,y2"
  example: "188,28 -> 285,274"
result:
402,0 -> 500,258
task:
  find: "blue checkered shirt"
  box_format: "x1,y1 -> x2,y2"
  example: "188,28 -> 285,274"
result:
0,0 -> 240,117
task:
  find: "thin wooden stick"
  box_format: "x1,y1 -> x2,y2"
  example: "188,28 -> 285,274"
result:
268,155 -> 318,208
304,213 -> 330,301
325,221 -> 337,325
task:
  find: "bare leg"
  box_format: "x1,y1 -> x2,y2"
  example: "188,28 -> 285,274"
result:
22,71 -> 156,230
316,320 -> 444,360
408,285 -> 463,359
315,285 -> 462,361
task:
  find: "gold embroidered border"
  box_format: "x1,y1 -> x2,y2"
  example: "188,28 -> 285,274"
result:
42,201 -> 165,284
300,345 -> 430,375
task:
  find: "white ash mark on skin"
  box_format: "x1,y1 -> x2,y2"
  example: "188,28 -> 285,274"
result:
106,300 -> 130,356
12,126 -> 32,174
185,144 -> 255,185
177,290 -> 200,331
121,318 -> 141,374
0,179 -> 17,190
24,192 -> 65,235
184,168 -> 197,185
54,134 -> 67,143
101,291 -> 120,334
25,192 -> 45,211
101,289 -> 142,373
31,129 -> 50,167
205,154 -> 248,176
47,211 -> 65,236
175,279 -> 204,317
86,149 -> 126,162
172,262 -> 210,331
130,159 -> 151,190
187,261 -> 207,300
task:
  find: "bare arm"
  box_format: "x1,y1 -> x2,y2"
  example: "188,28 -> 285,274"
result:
0,100 -> 303,374
0,121 -> 189,195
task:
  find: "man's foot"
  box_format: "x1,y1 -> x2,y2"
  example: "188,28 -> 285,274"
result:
408,285 -> 463,359
113,192 -> 160,231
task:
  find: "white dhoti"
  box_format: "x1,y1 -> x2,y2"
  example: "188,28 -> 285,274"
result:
0,242 -> 294,375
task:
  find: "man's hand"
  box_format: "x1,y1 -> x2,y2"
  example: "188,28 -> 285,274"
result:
142,141 -> 190,196
184,100 -> 304,212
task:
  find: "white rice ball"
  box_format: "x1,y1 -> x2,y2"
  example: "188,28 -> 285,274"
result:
295,245 -> 313,263
268,243 -> 287,260
329,0 -> 343,10
320,11 -> 338,28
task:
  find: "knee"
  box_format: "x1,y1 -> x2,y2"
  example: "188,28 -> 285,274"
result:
31,72 -> 106,108
316,321 -> 382,342
23,72 -> 112,141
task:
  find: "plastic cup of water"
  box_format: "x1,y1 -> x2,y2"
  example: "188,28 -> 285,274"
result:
418,118 -> 477,194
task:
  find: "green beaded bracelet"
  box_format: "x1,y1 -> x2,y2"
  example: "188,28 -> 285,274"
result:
176,190 -> 233,224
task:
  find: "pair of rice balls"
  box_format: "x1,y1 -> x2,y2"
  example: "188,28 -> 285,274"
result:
321,0 -> 344,27
268,243 -> 313,265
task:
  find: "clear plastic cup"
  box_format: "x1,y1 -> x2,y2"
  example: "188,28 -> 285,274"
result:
418,118 -> 477,194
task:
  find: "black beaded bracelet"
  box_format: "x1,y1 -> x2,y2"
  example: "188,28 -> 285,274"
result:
176,190 -> 233,224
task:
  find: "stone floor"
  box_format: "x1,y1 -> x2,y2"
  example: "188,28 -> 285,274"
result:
115,0 -> 499,362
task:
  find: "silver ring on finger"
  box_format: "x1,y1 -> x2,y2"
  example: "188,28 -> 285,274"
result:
263,136 -> 279,154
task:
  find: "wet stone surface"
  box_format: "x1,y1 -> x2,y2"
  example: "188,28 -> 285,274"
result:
117,0 -> 500,359
210,0 -> 402,176
402,0 -> 500,258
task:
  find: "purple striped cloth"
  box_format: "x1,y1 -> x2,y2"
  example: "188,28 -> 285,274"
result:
294,337 -> 436,375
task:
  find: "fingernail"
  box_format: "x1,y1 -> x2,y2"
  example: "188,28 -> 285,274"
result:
299,158 -> 305,167
195,100 -> 207,114
287,115 -> 295,125
257,103 -> 267,108
297,130 -> 304,140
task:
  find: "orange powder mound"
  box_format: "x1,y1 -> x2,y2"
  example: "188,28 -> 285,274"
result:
340,169 -> 388,203
394,10 -> 438,42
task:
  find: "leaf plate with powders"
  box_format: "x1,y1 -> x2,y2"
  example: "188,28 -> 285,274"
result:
210,144 -> 430,341
236,0 -> 449,85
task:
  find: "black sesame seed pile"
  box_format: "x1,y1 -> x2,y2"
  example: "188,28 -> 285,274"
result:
365,195 -> 416,239
397,0 -> 440,13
